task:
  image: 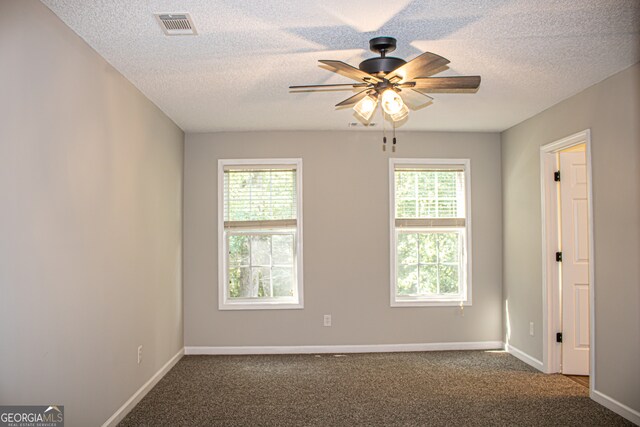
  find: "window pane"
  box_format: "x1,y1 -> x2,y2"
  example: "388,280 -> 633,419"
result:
420,264 -> 438,294
397,233 -> 418,265
272,234 -> 294,265
418,233 -> 437,263
422,172 -> 436,199
418,198 -> 436,218
397,199 -> 417,218
228,235 -> 250,267
438,233 -> 459,263
439,264 -> 459,294
397,264 -> 418,295
251,267 -> 271,297
272,267 -> 294,297
437,199 -> 457,218
228,266 -> 251,298
396,231 -> 463,298
437,172 -> 457,198
224,169 -> 296,222
250,235 -> 271,266
227,232 -> 296,301
395,169 -> 464,219
396,172 -> 415,198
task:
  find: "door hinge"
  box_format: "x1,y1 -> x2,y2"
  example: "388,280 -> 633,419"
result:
554,170 -> 561,181
555,251 -> 562,262
556,332 -> 563,343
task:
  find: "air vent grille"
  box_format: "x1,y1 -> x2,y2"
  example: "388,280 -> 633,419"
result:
348,122 -> 377,127
154,13 -> 197,36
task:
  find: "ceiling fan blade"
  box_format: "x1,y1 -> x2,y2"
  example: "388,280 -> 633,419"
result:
289,83 -> 369,90
386,52 -> 450,82
411,76 -> 481,92
319,60 -> 382,83
400,89 -> 434,110
335,89 -> 370,107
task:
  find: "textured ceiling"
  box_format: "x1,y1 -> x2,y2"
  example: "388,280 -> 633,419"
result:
41,0 -> 640,132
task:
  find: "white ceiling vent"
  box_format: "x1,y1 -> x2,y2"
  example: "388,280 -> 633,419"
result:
154,13 -> 197,36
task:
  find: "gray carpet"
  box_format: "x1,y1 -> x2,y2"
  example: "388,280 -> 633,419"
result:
119,351 -> 632,426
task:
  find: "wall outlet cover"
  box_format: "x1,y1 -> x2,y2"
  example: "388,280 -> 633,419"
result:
323,315 -> 332,327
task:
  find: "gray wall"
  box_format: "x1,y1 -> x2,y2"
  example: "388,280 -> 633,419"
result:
501,63 -> 640,411
0,1 -> 184,426
184,131 -> 502,347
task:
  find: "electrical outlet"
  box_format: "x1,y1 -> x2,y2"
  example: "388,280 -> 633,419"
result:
529,322 -> 534,336
323,314 -> 332,327
137,345 -> 143,364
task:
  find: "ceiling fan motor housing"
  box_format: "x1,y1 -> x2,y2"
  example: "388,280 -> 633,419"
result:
359,37 -> 406,75
359,57 -> 406,75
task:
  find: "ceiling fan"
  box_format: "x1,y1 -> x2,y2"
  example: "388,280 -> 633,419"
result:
290,37 -> 481,125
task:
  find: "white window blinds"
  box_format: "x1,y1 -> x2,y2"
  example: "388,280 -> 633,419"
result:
223,167 -> 297,228
394,167 -> 466,228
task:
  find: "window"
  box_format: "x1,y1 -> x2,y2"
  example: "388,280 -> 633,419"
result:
390,159 -> 471,306
218,159 -> 303,310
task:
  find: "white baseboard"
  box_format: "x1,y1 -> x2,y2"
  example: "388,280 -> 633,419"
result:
102,348 -> 184,427
184,341 -> 503,355
591,389 -> 640,425
504,343 -> 544,372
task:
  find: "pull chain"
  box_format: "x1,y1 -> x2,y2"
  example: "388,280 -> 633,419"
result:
392,122 -> 397,152
382,110 -> 387,151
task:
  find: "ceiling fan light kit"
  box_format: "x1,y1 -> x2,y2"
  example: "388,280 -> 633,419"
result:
290,36 -> 481,149
389,103 -> 409,122
353,94 -> 378,121
381,89 -> 404,115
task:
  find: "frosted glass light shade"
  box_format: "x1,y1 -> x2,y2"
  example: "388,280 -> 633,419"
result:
389,103 -> 409,122
381,89 -> 404,115
353,95 -> 378,121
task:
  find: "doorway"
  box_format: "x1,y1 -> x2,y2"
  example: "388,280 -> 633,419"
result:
540,130 -> 595,388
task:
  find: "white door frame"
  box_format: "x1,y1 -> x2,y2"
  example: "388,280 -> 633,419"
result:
540,130 -> 595,387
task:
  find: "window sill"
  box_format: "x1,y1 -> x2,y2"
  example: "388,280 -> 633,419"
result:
219,301 -> 304,311
391,299 -> 471,307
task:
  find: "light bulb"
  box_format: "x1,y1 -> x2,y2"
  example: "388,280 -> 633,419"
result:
353,95 -> 378,121
381,89 -> 404,115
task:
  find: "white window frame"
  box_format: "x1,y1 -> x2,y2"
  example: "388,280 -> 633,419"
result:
389,158 -> 472,307
218,158 -> 304,310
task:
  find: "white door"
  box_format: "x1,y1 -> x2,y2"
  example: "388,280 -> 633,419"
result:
559,150 -> 590,375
